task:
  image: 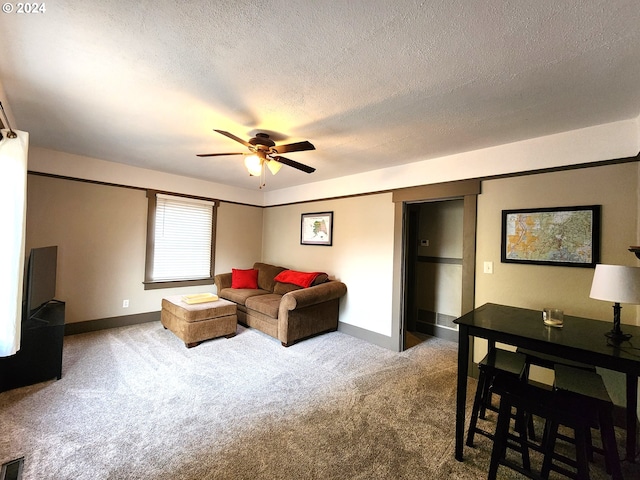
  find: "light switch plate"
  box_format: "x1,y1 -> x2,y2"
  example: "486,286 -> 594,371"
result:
483,261 -> 493,274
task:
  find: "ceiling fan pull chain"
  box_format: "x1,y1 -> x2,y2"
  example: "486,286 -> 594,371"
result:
260,161 -> 266,189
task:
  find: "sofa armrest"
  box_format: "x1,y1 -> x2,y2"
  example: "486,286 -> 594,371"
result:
280,281 -> 347,312
214,273 -> 232,293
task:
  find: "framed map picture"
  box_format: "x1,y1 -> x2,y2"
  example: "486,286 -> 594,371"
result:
301,212 -> 333,246
501,205 -> 600,268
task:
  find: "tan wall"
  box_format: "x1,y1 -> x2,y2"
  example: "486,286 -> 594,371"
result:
262,193 -> 395,337
474,162 -> 640,406
416,264 -> 463,319
418,200 -> 464,258
27,162 -> 639,335
25,174 -> 263,324
416,199 -> 464,318
476,162 -> 639,319
214,202 -> 264,275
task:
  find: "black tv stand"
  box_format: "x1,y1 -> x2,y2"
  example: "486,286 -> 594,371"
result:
0,300 -> 65,392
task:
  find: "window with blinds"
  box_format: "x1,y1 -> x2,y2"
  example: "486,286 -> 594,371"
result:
144,192 -> 217,289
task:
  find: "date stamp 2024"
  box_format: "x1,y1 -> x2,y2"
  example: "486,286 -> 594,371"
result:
2,3 -> 46,14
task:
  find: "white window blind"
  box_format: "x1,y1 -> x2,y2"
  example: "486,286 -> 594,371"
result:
152,194 -> 213,282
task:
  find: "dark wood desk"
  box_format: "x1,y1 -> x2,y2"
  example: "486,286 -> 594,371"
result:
454,303 -> 640,462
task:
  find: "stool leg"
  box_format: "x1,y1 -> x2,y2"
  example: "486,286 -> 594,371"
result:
585,426 -> 594,463
541,420 -> 559,480
522,361 -> 540,442
598,410 -> 623,480
466,370 -> 488,447
540,417 -> 550,449
526,412 -> 537,442
515,408 -> 531,471
574,427 -> 591,480
542,423 -> 592,480
480,370 -> 492,419
488,395 -> 512,480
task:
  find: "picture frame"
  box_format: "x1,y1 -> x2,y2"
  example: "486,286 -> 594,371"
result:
300,211 -> 333,246
501,205 -> 600,268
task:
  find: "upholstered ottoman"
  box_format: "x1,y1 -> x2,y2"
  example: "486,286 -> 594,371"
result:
161,295 -> 237,348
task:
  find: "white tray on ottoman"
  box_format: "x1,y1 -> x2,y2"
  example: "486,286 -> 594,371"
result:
161,295 -> 237,348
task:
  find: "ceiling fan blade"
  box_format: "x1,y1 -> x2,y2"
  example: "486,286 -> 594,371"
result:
271,140 -> 315,154
213,129 -> 252,148
196,152 -> 246,157
273,156 -> 315,174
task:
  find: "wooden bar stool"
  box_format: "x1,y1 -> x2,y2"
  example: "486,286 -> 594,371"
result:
516,348 -> 596,376
541,365 -> 624,480
488,375 -> 550,479
516,347 -> 596,442
489,375 -> 597,480
466,349 -> 528,448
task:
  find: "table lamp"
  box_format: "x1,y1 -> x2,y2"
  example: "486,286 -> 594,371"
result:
589,264 -> 640,341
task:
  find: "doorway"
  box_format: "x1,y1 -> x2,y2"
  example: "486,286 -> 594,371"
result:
404,199 -> 464,349
390,179 -> 479,352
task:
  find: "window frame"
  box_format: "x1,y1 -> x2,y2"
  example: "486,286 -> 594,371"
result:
143,190 -> 218,290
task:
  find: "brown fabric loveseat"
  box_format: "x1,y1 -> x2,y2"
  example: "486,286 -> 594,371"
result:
214,262 -> 347,346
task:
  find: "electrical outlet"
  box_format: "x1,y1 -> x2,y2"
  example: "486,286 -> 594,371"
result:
122,299 -> 129,308
483,261 -> 493,274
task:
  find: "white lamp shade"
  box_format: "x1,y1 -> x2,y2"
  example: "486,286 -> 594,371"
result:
589,264 -> 640,304
266,159 -> 282,175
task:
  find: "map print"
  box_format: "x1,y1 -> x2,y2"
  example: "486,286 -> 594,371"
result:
303,218 -> 328,240
505,210 -> 594,263
301,213 -> 332,245
311,220 -> 328,238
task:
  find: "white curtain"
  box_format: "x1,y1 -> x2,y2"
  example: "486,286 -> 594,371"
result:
0,129 -> 28,357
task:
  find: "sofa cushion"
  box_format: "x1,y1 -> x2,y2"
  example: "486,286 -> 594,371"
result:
245,293 -> 283,318
273,272 -> 330,294
312,273 -> 330,285
273,282 -> 302,295
219,287 -> 270,306
253,262 -> 286,292
274,270 -> 328,288
232,268 -> 259,289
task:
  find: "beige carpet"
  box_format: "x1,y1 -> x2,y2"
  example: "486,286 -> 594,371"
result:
1,322 -> 638,479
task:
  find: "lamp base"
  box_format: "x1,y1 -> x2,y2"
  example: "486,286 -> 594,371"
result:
604,302 -> 632,342
605,330 -> 632,342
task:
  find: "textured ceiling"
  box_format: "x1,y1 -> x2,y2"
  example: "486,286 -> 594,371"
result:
1,1 -> 640,191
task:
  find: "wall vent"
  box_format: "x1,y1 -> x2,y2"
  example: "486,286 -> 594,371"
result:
417,309 -> 458,330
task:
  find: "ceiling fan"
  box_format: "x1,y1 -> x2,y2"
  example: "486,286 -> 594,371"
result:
198,130 -> 316,186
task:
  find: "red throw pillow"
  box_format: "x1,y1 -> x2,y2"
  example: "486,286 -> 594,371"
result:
274,270 -> 323,288
231,268 -> 259,289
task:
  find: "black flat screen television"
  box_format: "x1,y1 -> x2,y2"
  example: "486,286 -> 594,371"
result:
25,246 -> 58,318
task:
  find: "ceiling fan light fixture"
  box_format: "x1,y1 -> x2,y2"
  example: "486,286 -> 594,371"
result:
200,130 -> 316,188
266,159 -> 282,175
244,155 -> 262,176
